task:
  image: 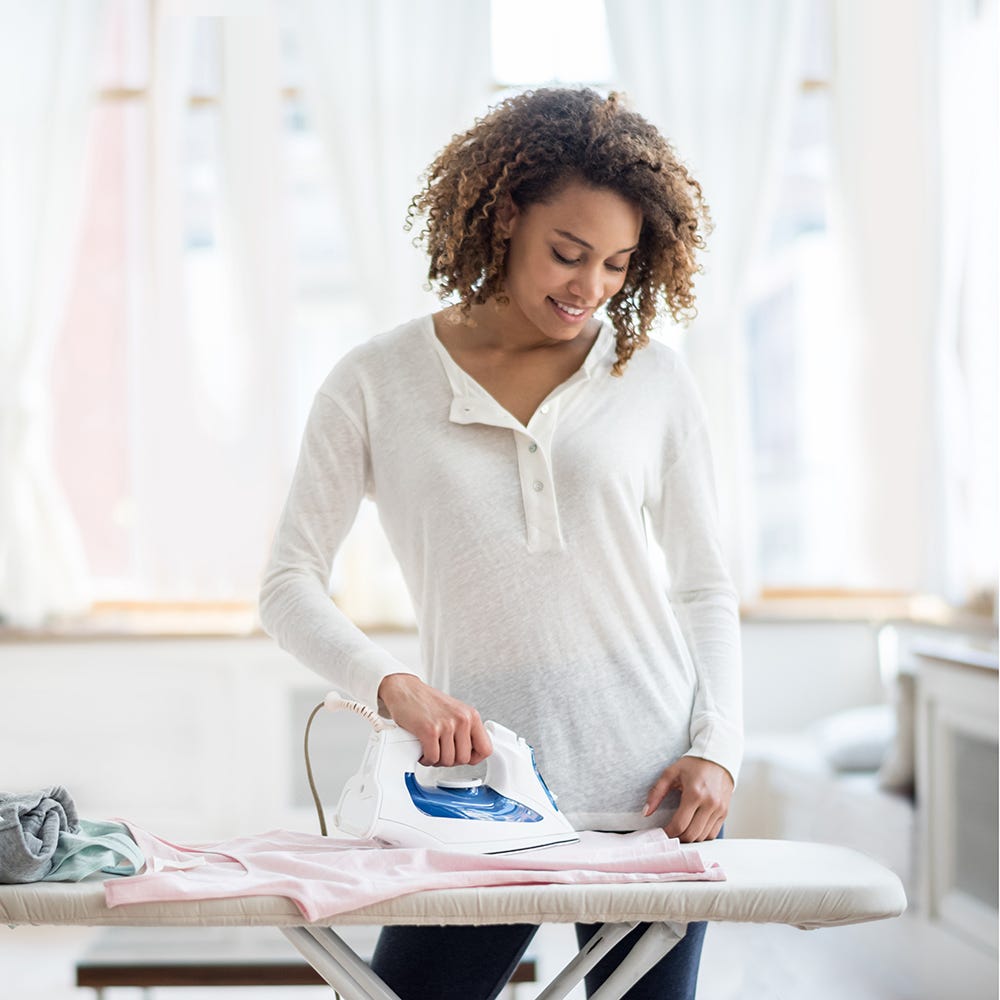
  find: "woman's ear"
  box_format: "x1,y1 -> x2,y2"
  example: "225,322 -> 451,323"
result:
494,194 -> 520,239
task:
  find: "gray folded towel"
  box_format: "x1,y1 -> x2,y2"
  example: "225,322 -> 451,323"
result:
0,786 -> 80,884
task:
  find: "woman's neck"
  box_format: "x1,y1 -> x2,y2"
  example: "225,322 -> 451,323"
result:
441,302 -> 600,356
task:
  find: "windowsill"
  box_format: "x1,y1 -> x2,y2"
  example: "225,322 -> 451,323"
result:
0,592 -> 994,642
0,601 -> 418,643
0,603 -> 264,642
740,589 -> 995,628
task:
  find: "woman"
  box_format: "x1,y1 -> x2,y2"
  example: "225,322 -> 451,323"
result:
260,87 -> 742,1000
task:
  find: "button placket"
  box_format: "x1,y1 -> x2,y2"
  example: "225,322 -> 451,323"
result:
517,403 -> 563,552
432,318 -> 614,553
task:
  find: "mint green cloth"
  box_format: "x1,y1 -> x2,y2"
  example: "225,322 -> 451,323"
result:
43,819 -> 145,882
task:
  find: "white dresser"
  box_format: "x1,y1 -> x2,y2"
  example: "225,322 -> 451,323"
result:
913,636 -> 999,957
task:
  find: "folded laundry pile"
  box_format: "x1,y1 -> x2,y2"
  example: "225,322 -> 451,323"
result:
0,787 -> 144,884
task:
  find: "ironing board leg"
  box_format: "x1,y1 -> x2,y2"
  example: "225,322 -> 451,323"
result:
533,921 -> 639,1000
588,921 -> 687,1000
280,927 -> 403,1000
279,920 -> 683,1000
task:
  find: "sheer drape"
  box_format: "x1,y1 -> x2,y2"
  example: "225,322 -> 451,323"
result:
604,0 -> 806,598
829,0 -> 997,600
291,0 -> 494,342
0,2 -> 106,626
127,7 -> 292,600
927,0 -> 997,605
828,1 -> 937,595
289,0 -> 494,625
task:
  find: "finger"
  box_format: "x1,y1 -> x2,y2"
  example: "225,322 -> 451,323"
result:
689,798 -> 730,842
664,787 -> 701,840
706,802 -> 729,842
453,722 -> 473,767
686,807 -> 718,844
416,724 -> 443,767
643,768 -> 677,816
468,715 -> 493,765
435,721 -> 458,767
418,739 -> 440,766
665,809 -> 696,841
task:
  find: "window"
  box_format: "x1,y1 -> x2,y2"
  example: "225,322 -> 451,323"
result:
52,0 -> 981,620
56,0 -> 620,609
743,0 -> 843,588
56,1 -> 365,604
490,0 -> 613,87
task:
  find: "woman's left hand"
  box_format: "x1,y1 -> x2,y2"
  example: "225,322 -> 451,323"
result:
643,756 -> 734,843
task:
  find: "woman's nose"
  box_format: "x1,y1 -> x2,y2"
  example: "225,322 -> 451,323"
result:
569,266 -> 605,304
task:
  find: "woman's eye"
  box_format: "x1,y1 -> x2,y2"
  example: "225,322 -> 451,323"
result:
552,247 -> 628,273
551,248 -> 580,265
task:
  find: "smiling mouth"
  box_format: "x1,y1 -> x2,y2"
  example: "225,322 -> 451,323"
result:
548,297 -> 590,320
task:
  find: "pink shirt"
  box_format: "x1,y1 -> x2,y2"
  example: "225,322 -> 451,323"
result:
104,825 -> 724,922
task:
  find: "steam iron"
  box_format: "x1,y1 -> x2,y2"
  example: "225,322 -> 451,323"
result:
306,693 -> 580,854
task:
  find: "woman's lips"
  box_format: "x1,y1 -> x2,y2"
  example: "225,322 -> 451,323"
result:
548,296 -> 590,322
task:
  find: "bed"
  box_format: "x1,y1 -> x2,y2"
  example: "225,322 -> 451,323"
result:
0,838 -> 906,1000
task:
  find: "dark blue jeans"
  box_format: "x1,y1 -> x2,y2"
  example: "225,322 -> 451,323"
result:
370,829 -> 722,1000
371,918 -> 708,1000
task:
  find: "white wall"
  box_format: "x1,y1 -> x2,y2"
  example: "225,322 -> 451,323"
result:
0,634 -> 418,840
740,619 -> 882,730
0,621 -> 887,840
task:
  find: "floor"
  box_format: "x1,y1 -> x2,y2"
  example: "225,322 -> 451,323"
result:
3,911 -> 994,1000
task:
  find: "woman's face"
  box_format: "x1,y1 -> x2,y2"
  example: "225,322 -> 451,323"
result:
498,179 -> 643,343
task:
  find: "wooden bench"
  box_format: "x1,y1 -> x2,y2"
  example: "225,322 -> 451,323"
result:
75,925 -> 536,997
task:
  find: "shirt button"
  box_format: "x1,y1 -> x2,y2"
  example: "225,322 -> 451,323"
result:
528,443 -> 538,453
539,404 -> 550,414
533,481 -> 544,492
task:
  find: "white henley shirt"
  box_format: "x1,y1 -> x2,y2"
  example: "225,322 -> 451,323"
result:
259,314 -> 743,831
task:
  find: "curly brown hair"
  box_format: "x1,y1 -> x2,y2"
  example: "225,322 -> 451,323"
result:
406,87 -> 712,375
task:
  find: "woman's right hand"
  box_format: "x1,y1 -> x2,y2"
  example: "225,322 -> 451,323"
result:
377,673 -> 493,767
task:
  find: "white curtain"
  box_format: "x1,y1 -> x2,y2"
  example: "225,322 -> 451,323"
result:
928,0 -> 998,605
131,5 -> 292,600
829,0 -> 997,601
604,0 -> 806,598
0,1 -> 106,626
290,0 -> 494,626
215,12 -> 294,586
292,0 -> 494,340
129,8 -> 196,598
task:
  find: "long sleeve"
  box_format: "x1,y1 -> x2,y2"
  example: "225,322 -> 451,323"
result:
259,386 -> 419,710
644,364 -> 744,785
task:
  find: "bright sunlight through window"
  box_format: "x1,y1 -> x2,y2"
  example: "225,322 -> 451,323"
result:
490,0 -> 614,85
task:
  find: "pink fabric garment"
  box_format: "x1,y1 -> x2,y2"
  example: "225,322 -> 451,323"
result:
104,825 -> 724,921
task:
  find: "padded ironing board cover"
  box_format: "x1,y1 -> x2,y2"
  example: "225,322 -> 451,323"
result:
0,840 -> 905,931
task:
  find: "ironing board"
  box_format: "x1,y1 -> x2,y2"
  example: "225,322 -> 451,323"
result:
0,838 -> 906,1000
